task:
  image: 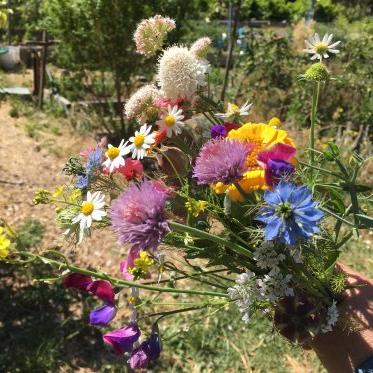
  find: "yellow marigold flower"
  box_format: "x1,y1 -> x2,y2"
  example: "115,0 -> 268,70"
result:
268,117 -> 281,127
0,227 -> 11,259
185,199 -> 207,217
219,122 -> 295,201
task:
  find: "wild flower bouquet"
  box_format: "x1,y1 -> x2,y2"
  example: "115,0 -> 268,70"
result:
4,16 -> 372,369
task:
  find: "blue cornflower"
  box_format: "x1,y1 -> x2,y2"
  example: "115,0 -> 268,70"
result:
256,181 -> 324,245
76,148 -> 102,190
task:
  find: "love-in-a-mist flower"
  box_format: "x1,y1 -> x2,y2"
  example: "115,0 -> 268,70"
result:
72,191 -> 106,234
303,33 -> 341,61
134,15 -> 175,57
103,140 -> 129,173
216,100 -> 252,121
103,323 -> 141,355
256,181 -> 324,245
124,124 -> 155,160
193,138 -> 253,185
157,46 -> 207,100
156,105 -> 184,137
110,180 -> 170,250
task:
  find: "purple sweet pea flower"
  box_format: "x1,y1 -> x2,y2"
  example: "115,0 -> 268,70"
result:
90,304 -> 117,326
210,124 -> 227,139
63,273 -> 92,291
103,323 -> 141,355
267,159 -> 294,185
87,280 -> 115,305
128,327 -> 162,369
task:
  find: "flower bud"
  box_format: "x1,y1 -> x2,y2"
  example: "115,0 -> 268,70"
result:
302,62 -> 329,82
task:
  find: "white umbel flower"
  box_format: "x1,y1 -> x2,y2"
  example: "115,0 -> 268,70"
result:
253,242 -> 285,270
303,33 -> 341,61
157,46 -> 207,100
320,300 -> 339,333
103,139 -> 129,173
72,191 -> 106,239
124,124 -> 155,160
156,105 -> 184,137
216,100 -> 252,121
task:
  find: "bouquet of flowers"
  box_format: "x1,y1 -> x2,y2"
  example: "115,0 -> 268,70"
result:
4,16 -> 372,370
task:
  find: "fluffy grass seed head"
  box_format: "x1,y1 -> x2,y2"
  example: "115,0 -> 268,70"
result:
190,37 -> 212,59
134,15 -> 176,57
157,46 -> 207,100
125,85 -> 161,122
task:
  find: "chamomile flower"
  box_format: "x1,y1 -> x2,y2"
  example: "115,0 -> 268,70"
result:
72,191 -> 106,233
103,139 -> 129,172
125,124 -> 155,160
216,100 -> 252,121
303,33 -> 341,61
156,105 -> 184,137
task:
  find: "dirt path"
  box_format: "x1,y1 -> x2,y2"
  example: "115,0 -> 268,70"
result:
0,101 -> 123,273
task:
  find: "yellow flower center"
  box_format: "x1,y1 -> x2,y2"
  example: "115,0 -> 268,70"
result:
315,42 -> 328,54
164,114 -> 176,127
226,103 -> 240,116
81,201 -> 94,216
245,140 -> 263,168
106,146 -> 120,160
134,134 -> 145,148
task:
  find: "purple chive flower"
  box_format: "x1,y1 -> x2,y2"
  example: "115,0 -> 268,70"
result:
256,181 -> 324,245
103,324 -> 141,355
63,273 -> 92,291
87,280 -> 115,305
110,180 -> 170,250
193,139 -> 253,185
129,330 -> 162,369
210,124 -> 227,139
90,304 -> 117,326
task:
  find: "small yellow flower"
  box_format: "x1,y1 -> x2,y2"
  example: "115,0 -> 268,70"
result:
0,227 -> 11,259
53,186 -> 64,198
128,251 -> 154,279
68,189 -> 81,202
185,199 -> 207,217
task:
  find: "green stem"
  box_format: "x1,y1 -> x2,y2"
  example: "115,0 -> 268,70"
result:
169,221 -> 253,259
20,252 -> 228,298
309,82 -> 321,172
298,161 -> 343,179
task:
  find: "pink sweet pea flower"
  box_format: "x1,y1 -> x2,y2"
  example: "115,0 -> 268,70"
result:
87,280 -> 115,305
63,273 -> 92,291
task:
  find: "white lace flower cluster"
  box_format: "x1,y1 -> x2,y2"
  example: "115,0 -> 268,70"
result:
320,300 -> 339,333
253,242 -> 285,269
228,268 -> 294,324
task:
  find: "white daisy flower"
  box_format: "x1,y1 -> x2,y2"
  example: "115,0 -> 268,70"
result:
124,123 -> 155,160
303,33 -> 341,61
103,139 -> 129,172
156,105 -> 185,138
216,100 -> 252,121
72,191 -> 106,238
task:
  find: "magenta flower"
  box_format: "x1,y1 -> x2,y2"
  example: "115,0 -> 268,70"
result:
63,273 -> 92,291
87,280 -> 115,305
110,180 -> 170,250
120,246 -> 140,280
90,304 -> 117,326
103,324 -> 141,355
193,139 -> 253,185
257,143 -> 296,187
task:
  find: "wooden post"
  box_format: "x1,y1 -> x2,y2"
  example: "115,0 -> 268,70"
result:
38,31 -> 48,108
32,50 -> 40,96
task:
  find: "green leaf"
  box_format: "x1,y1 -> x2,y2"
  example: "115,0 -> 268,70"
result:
356,214 -> 373,228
